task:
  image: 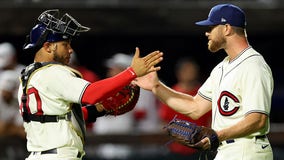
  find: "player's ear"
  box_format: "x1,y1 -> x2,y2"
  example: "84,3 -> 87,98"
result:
43,42 -> 56,53
224,24 -> 234,36
43,42 -> 52,52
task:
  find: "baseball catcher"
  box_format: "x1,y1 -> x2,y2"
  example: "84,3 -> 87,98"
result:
164,116 -> 219,152
19,8 -> 163,160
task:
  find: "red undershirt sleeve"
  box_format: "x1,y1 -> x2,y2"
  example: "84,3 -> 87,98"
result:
81,107 -> 88,121
81,67 -> 137,104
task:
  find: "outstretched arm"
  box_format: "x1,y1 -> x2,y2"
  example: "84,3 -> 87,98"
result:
134,72 -> 211,120
134,72 -> 213,150
82,47 -> 163,105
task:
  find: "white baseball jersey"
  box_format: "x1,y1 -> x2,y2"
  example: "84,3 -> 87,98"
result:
17,64 -> 89,154
198,46 -> 273,136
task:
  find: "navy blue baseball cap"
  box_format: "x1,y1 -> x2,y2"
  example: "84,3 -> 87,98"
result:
195,4 -> 246,28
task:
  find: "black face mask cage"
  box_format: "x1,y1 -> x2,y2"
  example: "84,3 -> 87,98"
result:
37,9 -> 90,36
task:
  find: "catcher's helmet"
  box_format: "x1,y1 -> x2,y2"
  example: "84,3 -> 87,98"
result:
23,9 -> 90,51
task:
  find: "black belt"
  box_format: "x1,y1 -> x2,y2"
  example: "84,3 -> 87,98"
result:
28,112 -> 71,123
223,135 -> 266,144
41,148 -> 57,154
31,148 -> 82,158
31,148 -> 57,155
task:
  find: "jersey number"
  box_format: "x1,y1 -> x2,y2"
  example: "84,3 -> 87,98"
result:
20,87 -> 44,115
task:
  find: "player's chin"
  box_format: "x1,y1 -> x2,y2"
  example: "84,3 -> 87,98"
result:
208,45 -> 219,53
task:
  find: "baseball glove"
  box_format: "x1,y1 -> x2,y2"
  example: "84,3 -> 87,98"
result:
164,116 -> 219,152
98,83 -> 140,116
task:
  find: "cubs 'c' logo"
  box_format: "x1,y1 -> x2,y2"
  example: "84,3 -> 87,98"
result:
217,91 -> 240,116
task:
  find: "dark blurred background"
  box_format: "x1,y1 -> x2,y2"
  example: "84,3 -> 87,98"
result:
0,0 -> 283,160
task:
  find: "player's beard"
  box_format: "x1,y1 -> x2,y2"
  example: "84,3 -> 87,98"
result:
53,51 -> 69,65
208,34 -> 226,53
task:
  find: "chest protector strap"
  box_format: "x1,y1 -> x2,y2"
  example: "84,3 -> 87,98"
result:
20,62 -> 72,123
20,62 -> 86,141
21,62 -> 43,122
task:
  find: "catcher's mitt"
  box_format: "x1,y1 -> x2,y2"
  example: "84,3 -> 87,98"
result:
164,116 -> 219,152
98,83 -> 140,116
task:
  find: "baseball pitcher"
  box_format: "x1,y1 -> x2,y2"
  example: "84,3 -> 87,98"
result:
135,4 -> 273,160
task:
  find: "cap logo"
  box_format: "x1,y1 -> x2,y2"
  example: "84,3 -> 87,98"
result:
221,18 -> 227,23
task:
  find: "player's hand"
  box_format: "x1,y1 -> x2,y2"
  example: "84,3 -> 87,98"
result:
95,103 -> 105,112
130,47 -> 163,77
194,137 -> 211,150
133,71 -> 160,91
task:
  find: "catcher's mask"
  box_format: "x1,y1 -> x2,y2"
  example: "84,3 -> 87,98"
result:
23,9 -> 90,51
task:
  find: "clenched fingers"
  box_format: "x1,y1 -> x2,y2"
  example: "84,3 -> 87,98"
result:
200,137 -> 211,150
